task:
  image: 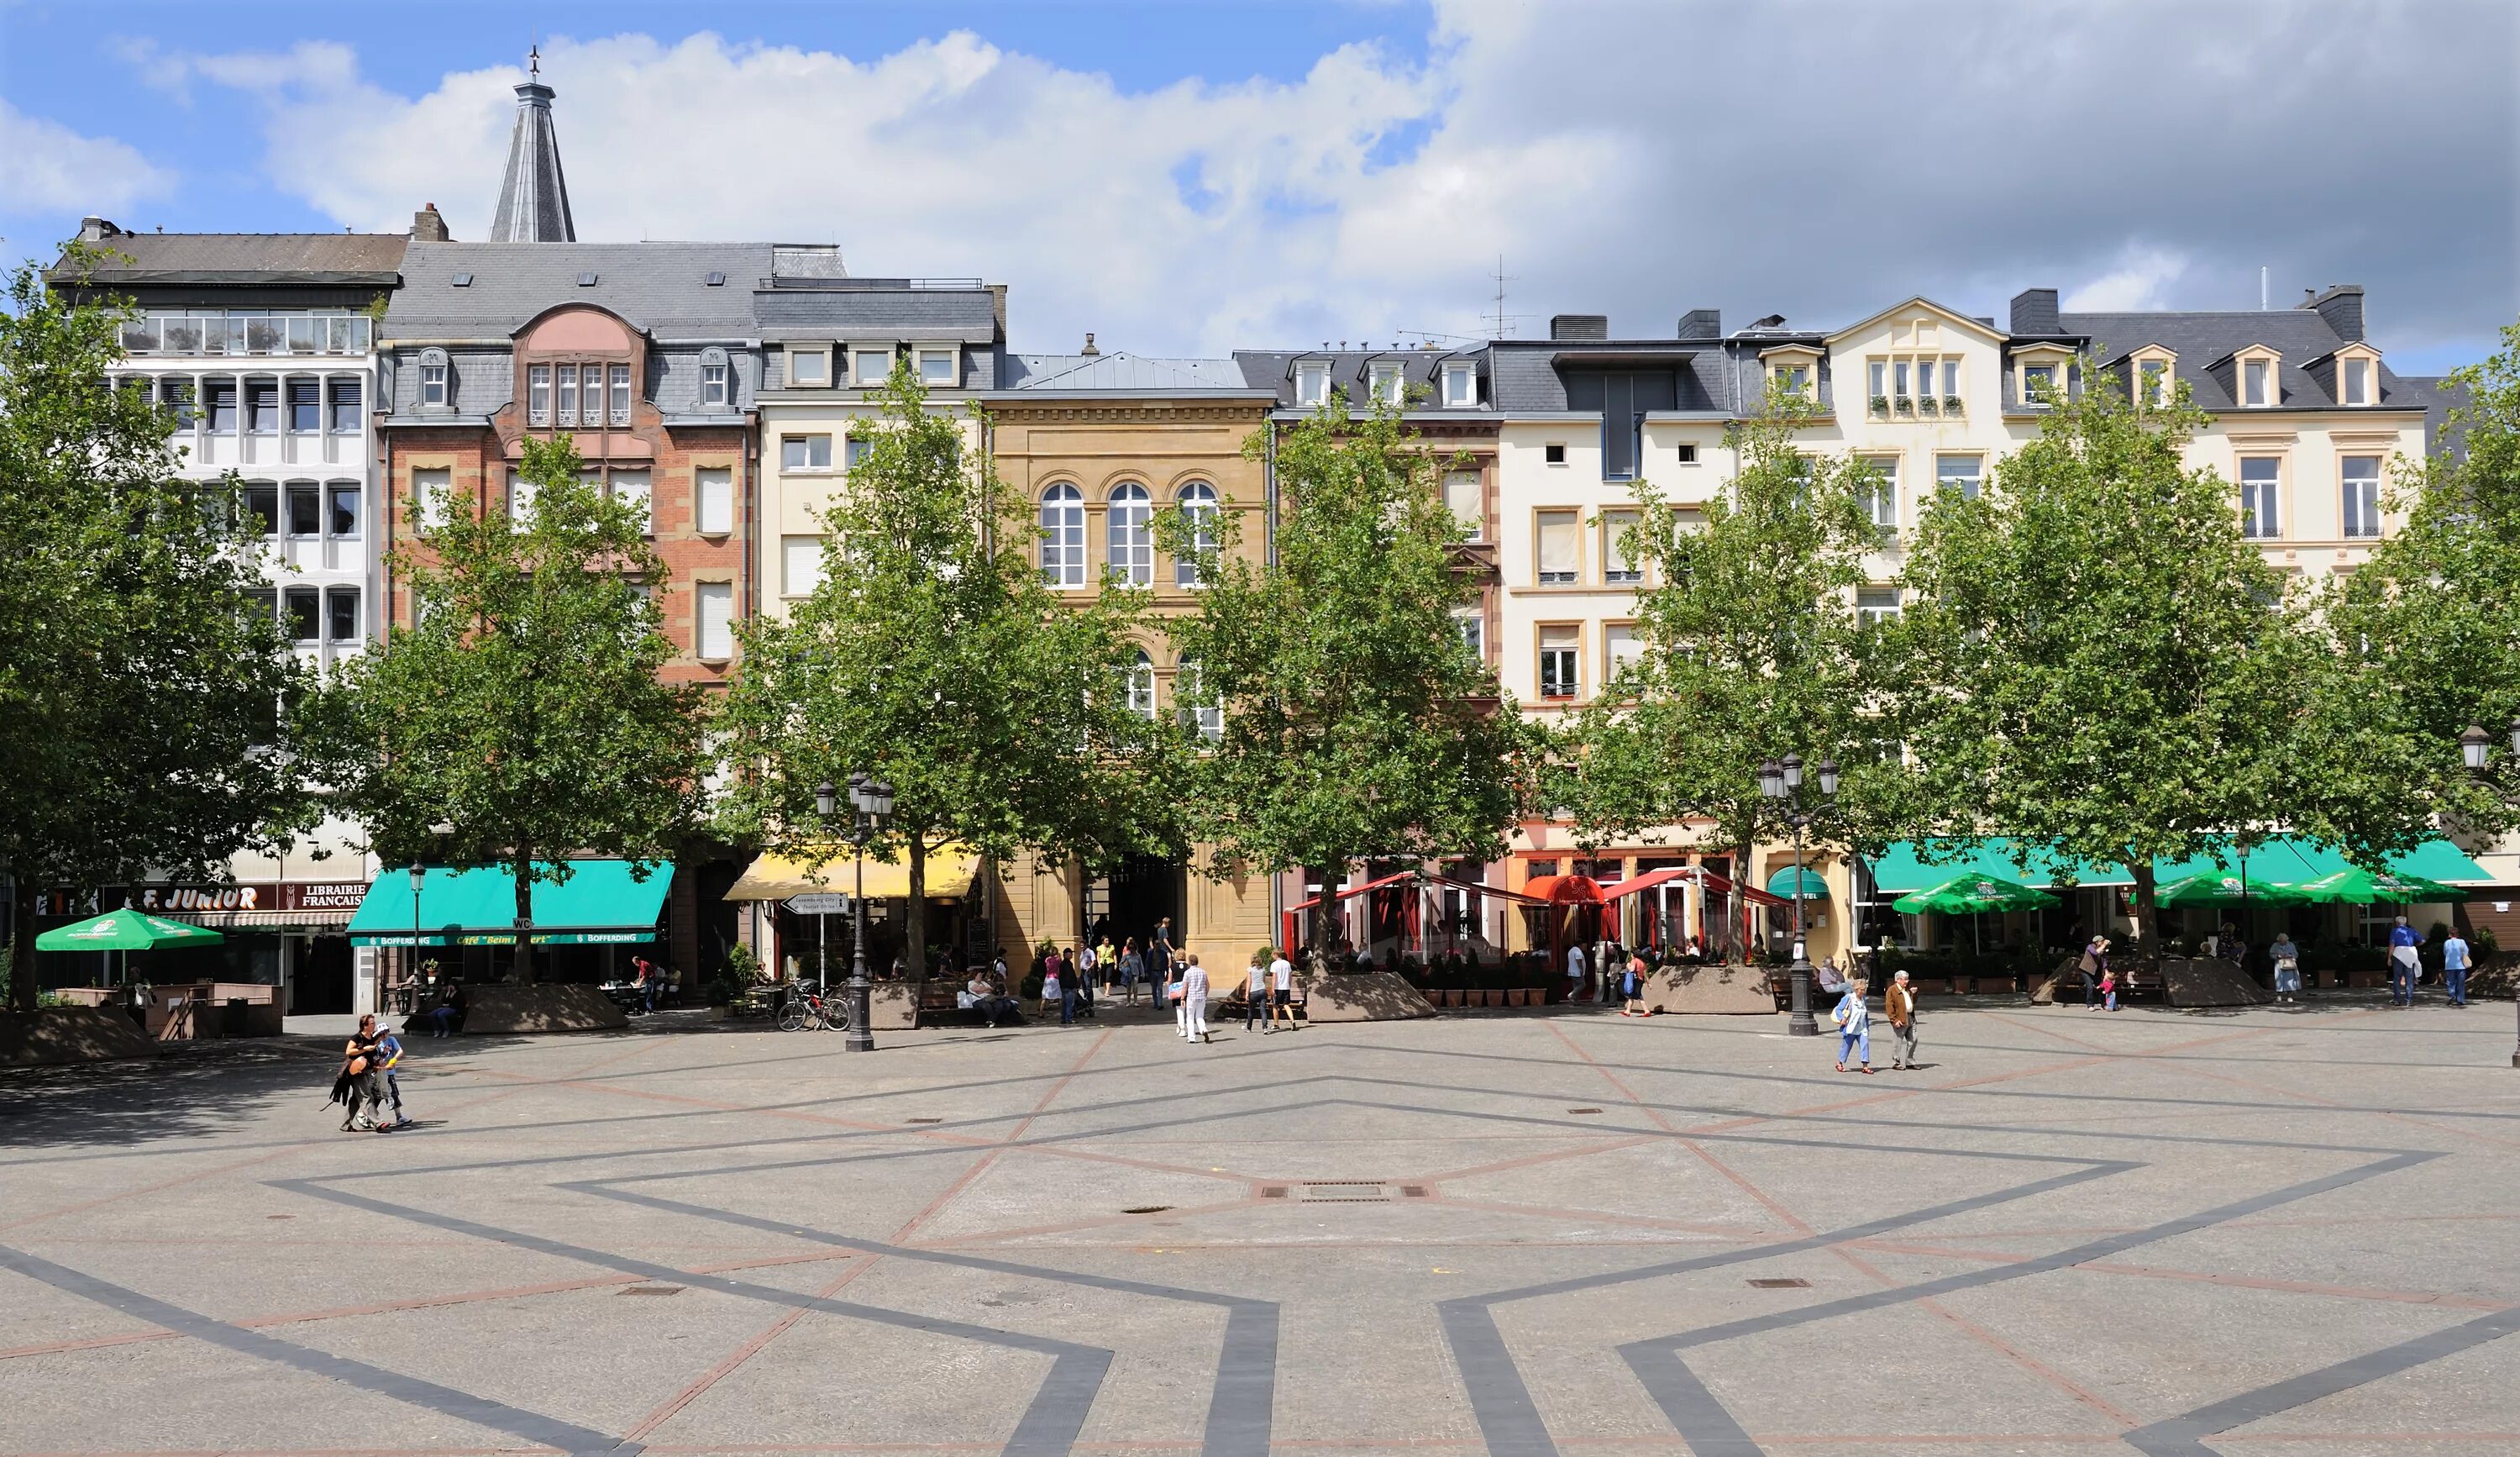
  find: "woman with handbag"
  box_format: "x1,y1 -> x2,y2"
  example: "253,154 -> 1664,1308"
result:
1831,984 -> 1872,1074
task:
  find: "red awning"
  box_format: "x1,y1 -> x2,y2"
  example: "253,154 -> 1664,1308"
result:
1598,867 -> 1693,899
1521,874 -> 1607,905
1289,871 -> 1557,912
1679,865 -> 1790,908
1284,870 -> 1421,913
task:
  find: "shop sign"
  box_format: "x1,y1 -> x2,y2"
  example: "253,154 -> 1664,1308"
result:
281,882 -> 370,913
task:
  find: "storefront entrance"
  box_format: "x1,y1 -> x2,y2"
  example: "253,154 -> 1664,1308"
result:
291,934 -> 354,1014
1087,855 -> 1184,956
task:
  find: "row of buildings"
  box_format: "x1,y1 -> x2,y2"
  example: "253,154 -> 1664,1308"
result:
35,62 -> 2504,1013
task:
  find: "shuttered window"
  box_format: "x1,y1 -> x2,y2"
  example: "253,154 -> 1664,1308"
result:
1536,509 -> 1580,584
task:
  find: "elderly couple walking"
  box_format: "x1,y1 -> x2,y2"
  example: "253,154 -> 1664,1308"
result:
1830,970 -> 1922,1074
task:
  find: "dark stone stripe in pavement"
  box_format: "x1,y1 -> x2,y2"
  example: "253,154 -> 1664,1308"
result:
274,1178 -> 1110,1457
1619,1150 -> 2444,1457
0,1240 -> 634,1456
570,1182 -> 1279,1457
2123,1302 -> 2520,1457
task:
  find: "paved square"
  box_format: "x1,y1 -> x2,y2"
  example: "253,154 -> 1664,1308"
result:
5,1000 -> 2518,1457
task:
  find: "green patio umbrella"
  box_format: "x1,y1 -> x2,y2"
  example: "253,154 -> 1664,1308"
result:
2152,868 -> 2310,907
1893,872 -> 2061,915
36,907 -> 225,989
2290,866 -> 2467,905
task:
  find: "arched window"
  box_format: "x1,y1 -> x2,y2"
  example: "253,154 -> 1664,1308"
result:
699,346 -> 732,409
416,348 -> 450,408
1174,481 -> 1218,586
1126,650 -> 1158,719
1177,653 -> 1222,740
1039,484 -> 1085,587
1107,482 -> 1152,586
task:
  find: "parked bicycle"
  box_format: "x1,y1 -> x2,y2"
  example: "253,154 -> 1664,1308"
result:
776,986 -> 851,1032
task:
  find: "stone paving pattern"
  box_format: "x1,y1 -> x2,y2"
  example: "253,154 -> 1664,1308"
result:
3,999 -> 2517,1455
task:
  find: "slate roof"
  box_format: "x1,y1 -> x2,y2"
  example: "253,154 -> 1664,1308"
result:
384,241 -> 771,339
2060,307 -> 2418,411
1487,339 -> 1738,414
1001,352 -> 1254,392
48,232 -> 407,287
487,81 -> 575,244
754,285 -> 1000,343
1231,347 -> 1487,408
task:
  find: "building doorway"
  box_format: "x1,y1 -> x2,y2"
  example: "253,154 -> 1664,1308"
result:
1091,855 -> 1184,955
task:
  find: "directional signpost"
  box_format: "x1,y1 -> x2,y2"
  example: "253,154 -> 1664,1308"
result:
786,894 -> 851,996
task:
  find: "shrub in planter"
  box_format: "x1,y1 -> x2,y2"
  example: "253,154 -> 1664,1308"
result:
1942,394 -> 1963,413
1869,394 -> 1891,414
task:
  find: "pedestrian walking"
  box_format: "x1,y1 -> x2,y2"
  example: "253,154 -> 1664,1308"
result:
1886,969 -> 1920,1069
2443,927 -> 2472,1007
1268,947 -> 1296,1031
1120,939 -> 1146,1006
1564,942 -> 1588,1005
1831,984 -> 1872,1074
1041,948 -> 1069,1025
1243,951 -> 1266,1032
2388,916 -> 2421,1006
331,1014 -> 391,1132
1179,954 -> 1210,1044
1096,934 -> 1118,993
2270,932 -> 2303,1004
1620,948 -> 1650,1017
1168,958 -> 1188,1036
2099,965 -> 2119,1012
1151,916 -> 1176,987
2076,935 -> 2109,1010
375,1023 -> 409,1128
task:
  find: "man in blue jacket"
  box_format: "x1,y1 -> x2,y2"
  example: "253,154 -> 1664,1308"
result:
2387,917 -> 2422,1007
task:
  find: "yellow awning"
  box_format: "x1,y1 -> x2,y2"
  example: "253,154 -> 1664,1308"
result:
726,844 -> 981,902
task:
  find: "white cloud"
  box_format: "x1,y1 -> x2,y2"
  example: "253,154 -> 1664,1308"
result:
0,101 -> 173,216
2063,247 -> 2192,313
160,2 -> 2516,359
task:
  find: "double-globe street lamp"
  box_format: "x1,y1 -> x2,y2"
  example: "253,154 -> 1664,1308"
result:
2457,718 -> 2520,1069
1758,752 -> 1840,1039
819,774 -> 895,1054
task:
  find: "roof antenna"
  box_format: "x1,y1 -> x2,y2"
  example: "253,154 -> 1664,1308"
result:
528,33 -> 541,79
2260,266 -> 2268,311
1489,255 -> 1515,339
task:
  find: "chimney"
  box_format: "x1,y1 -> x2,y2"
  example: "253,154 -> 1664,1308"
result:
2305,284 -> 2365,341
2008,287 -> 2060,334
1080,332 -> 1100,356
988,283 -> 1007,341
1677,308 -> 1721,340
76,217 -> 123,242
1550,313 -> 1609,341
410,203 -> 451,242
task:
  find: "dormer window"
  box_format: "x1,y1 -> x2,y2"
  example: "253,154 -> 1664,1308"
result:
2326,344 -> 2381,408
700,347 -> 731,408
1369,361 -> 1404,406
789,348 -> 829,387
1295,360 -> 1330,408
2023,363 -> 2055,399
417,348 -> 449,408
2244,358 -> 2270,407
916,347 -> 957,387
2233,347 -> 2281,408
2343,357 -> 2371,406
852,346 -> 893,387
1441,360 -> 1477,408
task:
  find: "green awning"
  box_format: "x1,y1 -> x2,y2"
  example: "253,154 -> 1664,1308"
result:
36,907 -> 226,951
346,860 -> 673,947
1869,836 -> 2486,895
1766,867 -> 1830,899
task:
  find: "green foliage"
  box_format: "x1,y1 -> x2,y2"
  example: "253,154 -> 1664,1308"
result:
1874,365 -> 2310,953
2,250 -> 317,1007
1160,390 -> 1530,947
2310,318 -> 2520,853
305,434 -> 701,978
716,364 -> 1176,977
1559,391 -> 1885,888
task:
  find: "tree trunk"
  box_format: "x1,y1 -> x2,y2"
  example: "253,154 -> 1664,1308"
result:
512,849 -> 536,985
2129,859 -> 2158,961
1734,836 -> 1755,964
9,879 -> 38,1012
1308,860 -> 1344,971
905,836 -> 929,981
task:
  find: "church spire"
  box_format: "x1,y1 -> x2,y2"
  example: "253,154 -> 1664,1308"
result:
488,45 -> 575,243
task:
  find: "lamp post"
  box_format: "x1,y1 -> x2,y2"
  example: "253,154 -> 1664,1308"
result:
407,862 -> 424,1004
815,781 -> 837,1000
843,771 -> 896,1053
2460,721 -> 2520,1068
1759,752 -> 1840,1038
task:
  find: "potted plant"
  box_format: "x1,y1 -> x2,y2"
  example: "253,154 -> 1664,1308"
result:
1893,396 -> 1914,415
1868,393 -> 1891,415
1942,393 -> 1963,414
1918,397 -> 1938,416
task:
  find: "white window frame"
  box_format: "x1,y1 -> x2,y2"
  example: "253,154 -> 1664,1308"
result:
1369,361 -> 1404,406
412,466 -> 451,531
2239,456 -> 2282,539
789,349 -> 831,388
528,364 -> 552,426
1039,483 -> 1086,588
1856,586 -> 1903,628
1537,625 -> 1581,700
608,469 -> 653,534
1175,481 -> 1219,587
1857,455 -> 1899,534
1935,454 -> 1982,501
609,363 -> 632,426
2341,455 -> 2383,539
1176,655 -> 1223,740
1441,361 -> 1476,408
417,352 -> 449,408
2239,352 -> 2276,408
694,581 -> 735,662
696,466 -> 735,535
1106,481 -> 1154,586
851,347 -> 893,387
781,534 -> 824,597
1294,361 -> 1330,408
916,347 -> 958,388
2341,355 -> 2375,407
781,434 -> 834,472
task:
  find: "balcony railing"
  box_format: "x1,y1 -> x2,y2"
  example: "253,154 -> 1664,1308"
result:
120,313 -> 373,358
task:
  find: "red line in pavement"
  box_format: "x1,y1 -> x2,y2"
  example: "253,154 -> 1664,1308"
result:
0,1146 -> 302,1234
1826,1243 -> 2139,1427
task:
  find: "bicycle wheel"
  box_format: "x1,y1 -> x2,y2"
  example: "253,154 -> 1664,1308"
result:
820,996 -> 851,1032
776,997 -> 806,1032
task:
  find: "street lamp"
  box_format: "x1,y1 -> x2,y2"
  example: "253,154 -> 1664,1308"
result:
843,771 -> 896,1053
2459,726 -> 2520,1068
1760,752 -> 1840,1037
815,781 -> 837,1001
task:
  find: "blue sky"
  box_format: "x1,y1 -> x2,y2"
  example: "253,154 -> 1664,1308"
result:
4,1 -> 2512,370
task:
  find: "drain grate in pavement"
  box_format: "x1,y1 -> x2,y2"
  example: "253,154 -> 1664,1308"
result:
1746,1278 -> 1811,1289
1259,1185 -> 1291,1198
905,1118 -> 943,1124
1122,1205 -> 1174,1215
1300,1181 -> 1391,1202
620,1285 -> 685,1297
1567,1107 -> 1604,1114
1398,1185 -> 1431,1199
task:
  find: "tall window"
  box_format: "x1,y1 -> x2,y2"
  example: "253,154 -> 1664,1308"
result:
1442,361 -> 1476,408
1125,650 -> 1158,719
1455,609 -> 1484,660
326,587 -> 360,644
781,535 -> 823,597
328,378 -> 360,433
246,377 -> 278,434
207,378 -> 238,431
555,365 -> 579,427
696,466 -> 734,535
1935,455 -> 1982,500
2343,357 -> 2372,407
507,472 -> 537,529
286,379 -> 320,432
1295,361 -> 1330,408
2243,357 -> 2272,408
2341,456 -> 2382,539
284,586 -> 321,644
419,358 -> 448,408
1369,361 -> 1403,405
1107,482 -> 1153,586
1174,481 -> 1218,586
701,359 -> 729,407
1604,622 -> 1641,677
695,582 -> 734,660
285,482 -> 321,537
1177,655 -> 1221,740
609,364 -> 632,425
2138,360 -> 2167,407
1444,471 -> 1483,540
1601,508 -> 1643,583
1538,625 -> 1579,699
412,468 -> 450,531
610,470 -> 653,534
1858,455 -> 1899,534
243,483 -> 279,537
528,365 -> 552,425
844,435 -> 872,472
1536,509 -> 1580,584
2239,457 -> 2281,538
328,484 -> 360,539
1039,484 -> 1086,587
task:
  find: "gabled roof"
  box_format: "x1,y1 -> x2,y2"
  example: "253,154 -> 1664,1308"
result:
1826,296 -> 2008,345
2062,306 -> 2417,412
47,232 -> 407,288
382,241 -> 771,339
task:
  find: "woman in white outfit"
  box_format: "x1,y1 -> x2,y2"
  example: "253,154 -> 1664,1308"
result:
1179,954 -> 1210,1044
